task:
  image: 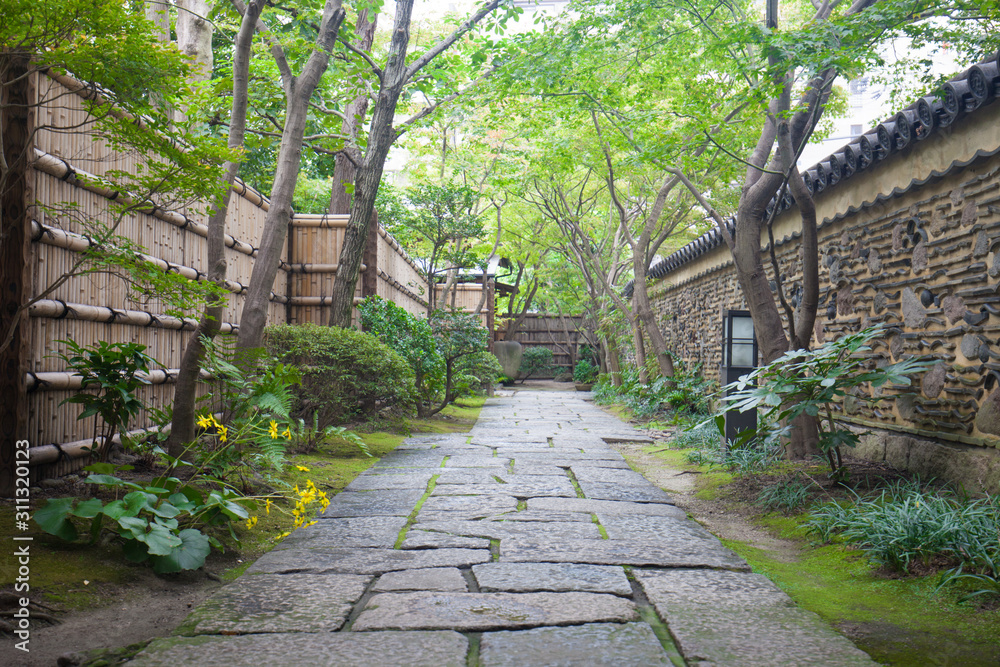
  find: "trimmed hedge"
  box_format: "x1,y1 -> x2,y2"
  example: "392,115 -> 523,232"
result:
265,324 -> 415,424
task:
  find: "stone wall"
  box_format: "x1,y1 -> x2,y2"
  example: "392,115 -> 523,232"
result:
647,97 -> 1000,493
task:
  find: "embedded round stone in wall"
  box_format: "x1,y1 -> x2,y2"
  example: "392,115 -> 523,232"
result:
837,286 -> 855,316
912,240 -> 927,273
840,231 -> 851,248
828,259 -> 841,284
974,230 -> 990,258
895,394 -> 918,421
991,252 -> 1000,278
873,291 -> 887,314
814,320 -> 825,345
889,334 -> 904,360
950,186 -> 964,207
921,363 -> 947,399
961,334 -> 984,361
843,394 -> 859,415
867,248 -> 882,275
901,287 -> 927,328
961,201 -> 978,226
851,240 -> 864,259
941,295 -> 967,324
974,388 -> 1000,436
892,223 -> 904,251
919,289 -> 934,308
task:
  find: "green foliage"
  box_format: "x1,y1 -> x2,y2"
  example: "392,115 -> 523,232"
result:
287,412 -> 370,457
806,481 -> 1000,576
453,350 -> 503,397
54,340 -> 155,462
757,479 -> 815,513
33,464 -> 249,574
518,346 -> 554,382
265,323 -> 415,425
721,326 -> 932,477
358,296 -> 443,413
723,442 -> 784,476
573,358 -> 598,384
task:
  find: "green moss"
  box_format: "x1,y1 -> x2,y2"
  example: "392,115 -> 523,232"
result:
723,525 -> 1000,665
694,470 -> 733,500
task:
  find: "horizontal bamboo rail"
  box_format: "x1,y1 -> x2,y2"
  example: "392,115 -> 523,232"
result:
29,299 -> 238,333
27,368 -> 210,392
33,148 -> 262,257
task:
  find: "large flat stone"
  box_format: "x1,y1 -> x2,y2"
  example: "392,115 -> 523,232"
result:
175,573 -> 370,634
322,489 -> 425,517
373,567 -> 468,592
598,514 -> 721,544
507,465 -> 574,476
345,472 -> 435,491
635,569 -> 874,666
131,631 -> 468,666
473,562 -> 632,595
420,494 -> 518,514
373,451 -> 446,468
413,519 -> 601,541
514,451 -> 627,461
274,516 -> 407,550
246,547 -> 491,575
571,466 -> 655,484
501,538 -> 748,570
436,470 -> 508,485
444,454 -> 511,468
402,531 -> 491,549
432,477 -> 577,498
478,623 -> 672,667
576,480 -> 675,503
528,497 -> 682,516
351,591 -> 638,631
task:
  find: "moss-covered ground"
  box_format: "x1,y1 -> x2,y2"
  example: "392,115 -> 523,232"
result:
0,398 -> 485,612
635,441 -> 1000,666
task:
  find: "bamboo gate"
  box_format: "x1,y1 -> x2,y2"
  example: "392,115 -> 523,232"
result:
506,314 -> 590,378
2,71 -> 489,491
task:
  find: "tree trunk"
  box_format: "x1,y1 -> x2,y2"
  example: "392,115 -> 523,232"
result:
631,319 -> 648,384
327,10 -> 377,215
631,258 -> 675,381
329,0 -> 505,327
175,0 -> 213,123
0,53 -> 34,497
168,0 -> 264,458
237,2 -> 346,352
144,0 -> 171,42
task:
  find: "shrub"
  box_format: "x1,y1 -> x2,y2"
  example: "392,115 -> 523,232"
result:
454,350 -> 503,396
359,296 -> 443,413
518,346 -> 554,382
265,324 -> 414,425
574,358 -> 599,384
757,478 -> 814,512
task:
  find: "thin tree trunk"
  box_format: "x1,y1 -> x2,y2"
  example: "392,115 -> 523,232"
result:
168,0 -> 264,458
175,0 -> 213,123
237,1 -> 346,352
329,0 -> 506,327
328,10 -> 377,216
144,1 -> 171,42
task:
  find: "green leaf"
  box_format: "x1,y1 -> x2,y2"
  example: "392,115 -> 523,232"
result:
121,538 -> 149,563
150,529 -> 211,573
140,523 -> 182,556
117,515 -> 149,540
71,498 -> 105,519
33,498 -> 79,541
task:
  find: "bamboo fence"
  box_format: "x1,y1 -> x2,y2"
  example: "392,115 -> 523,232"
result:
21,71 -> 485,482
508,314 -> 589,377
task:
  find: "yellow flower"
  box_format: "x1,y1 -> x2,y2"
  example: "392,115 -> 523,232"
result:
282,428 -> 291,440
245,516 -> 258,529
265,499 -> 272,515
295,465 -> 310,472
217,424 -> 228,443
268,421 -> 279,439
196,415 -> 213,429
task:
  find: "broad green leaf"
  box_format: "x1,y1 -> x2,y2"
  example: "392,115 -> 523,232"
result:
33,498 -> 79,541
150,529 -> 211,574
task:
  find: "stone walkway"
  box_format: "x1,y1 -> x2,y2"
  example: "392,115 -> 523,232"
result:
132,390 -> 874,666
